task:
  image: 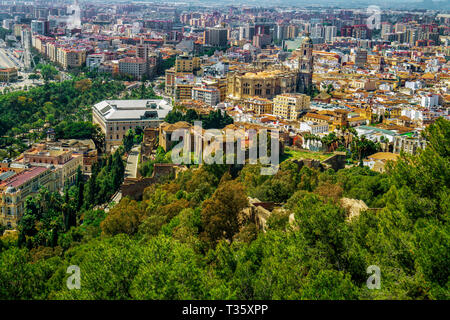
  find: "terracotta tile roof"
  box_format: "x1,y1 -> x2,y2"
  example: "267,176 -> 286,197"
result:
0,166 -> 48,189
304,113 -> 331,121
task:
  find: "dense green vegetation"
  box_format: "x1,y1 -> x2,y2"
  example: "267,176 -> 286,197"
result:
123,82 -> 161,100
282,147 -> 331,162
15,150 -> 125,251
156,56 -> 176,76
304,127 -> 381,161
139,146 -> 172,177
54,121 -> 103,141
0,118 -> 448,300
0,27 -> 11,40
0,77 -> 125,158
165,109 -> 233,129
35,64 -> 59,83
139,109 -> 233,176
0,78 -> 124,135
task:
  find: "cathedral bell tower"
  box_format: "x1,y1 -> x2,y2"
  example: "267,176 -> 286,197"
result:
297,33 -> 314,94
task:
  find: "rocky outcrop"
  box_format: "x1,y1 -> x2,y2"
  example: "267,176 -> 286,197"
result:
340,197 -> 369,221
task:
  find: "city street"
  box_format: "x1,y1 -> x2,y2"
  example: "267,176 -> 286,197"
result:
125,145 -> 140,179
0,46 -> 45,89
0,48 -> 16,68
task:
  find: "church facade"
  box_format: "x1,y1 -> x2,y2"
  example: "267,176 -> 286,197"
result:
227,35 -> 314,100
226,68 -> 299,100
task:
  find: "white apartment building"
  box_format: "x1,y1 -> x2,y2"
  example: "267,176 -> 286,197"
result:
192,86 -> 220,106
421,94 -> 439,109
86,54 -> 104,70
299,121 -> 329,134
401,108 -> 424,121
381,23 -> 392,38
118,57 -> 147,80
405,80 -> 424,91
324,26 -> 337,43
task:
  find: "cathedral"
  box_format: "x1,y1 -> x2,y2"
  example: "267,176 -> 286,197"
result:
226,35 -> 314,100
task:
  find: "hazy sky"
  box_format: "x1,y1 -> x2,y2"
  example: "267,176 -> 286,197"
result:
82,0 -> 449,10
125,0 -> 449,10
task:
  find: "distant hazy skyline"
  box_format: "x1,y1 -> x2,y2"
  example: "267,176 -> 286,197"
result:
108,0 -> 450,11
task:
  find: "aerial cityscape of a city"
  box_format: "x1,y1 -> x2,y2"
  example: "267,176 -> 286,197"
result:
0,0 -> 448,309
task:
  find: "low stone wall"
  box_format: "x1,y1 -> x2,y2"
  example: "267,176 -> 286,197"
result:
121,163 -> 183,200
321,152 -> 346,171
121,177 -> 158,200
289,150 -> 346,172
291,158 -> 323,171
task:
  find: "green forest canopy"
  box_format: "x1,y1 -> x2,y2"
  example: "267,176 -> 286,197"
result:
0,77 -> 125,138
0,117 -> 448,300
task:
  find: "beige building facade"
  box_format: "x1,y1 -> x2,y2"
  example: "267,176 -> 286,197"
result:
22,146 -> 83,189
242,97 -> 274,115
273,93 -> 310,120
227,67 -> 299,100
0,167 -> 57,228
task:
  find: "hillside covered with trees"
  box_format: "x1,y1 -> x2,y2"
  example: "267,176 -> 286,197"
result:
0,77 -> 125,159
0,118 -> 448,300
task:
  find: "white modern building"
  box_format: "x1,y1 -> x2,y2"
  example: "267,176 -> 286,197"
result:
324,26 -> 337,43
405,80 -> 424,91
355,125 -> 398,143
92,99 -> 172,151
401,108 -> 424,121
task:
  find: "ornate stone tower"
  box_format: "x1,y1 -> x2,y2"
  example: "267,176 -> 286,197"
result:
297,34 -> 314,94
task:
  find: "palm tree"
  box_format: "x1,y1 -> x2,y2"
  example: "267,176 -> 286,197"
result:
321,132 -> 339,152
6,146 -> 15,159
341,126 -> 357,149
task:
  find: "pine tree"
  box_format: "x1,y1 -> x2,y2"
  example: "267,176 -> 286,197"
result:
77,180 -> 84,211
84,172 -> 97,209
